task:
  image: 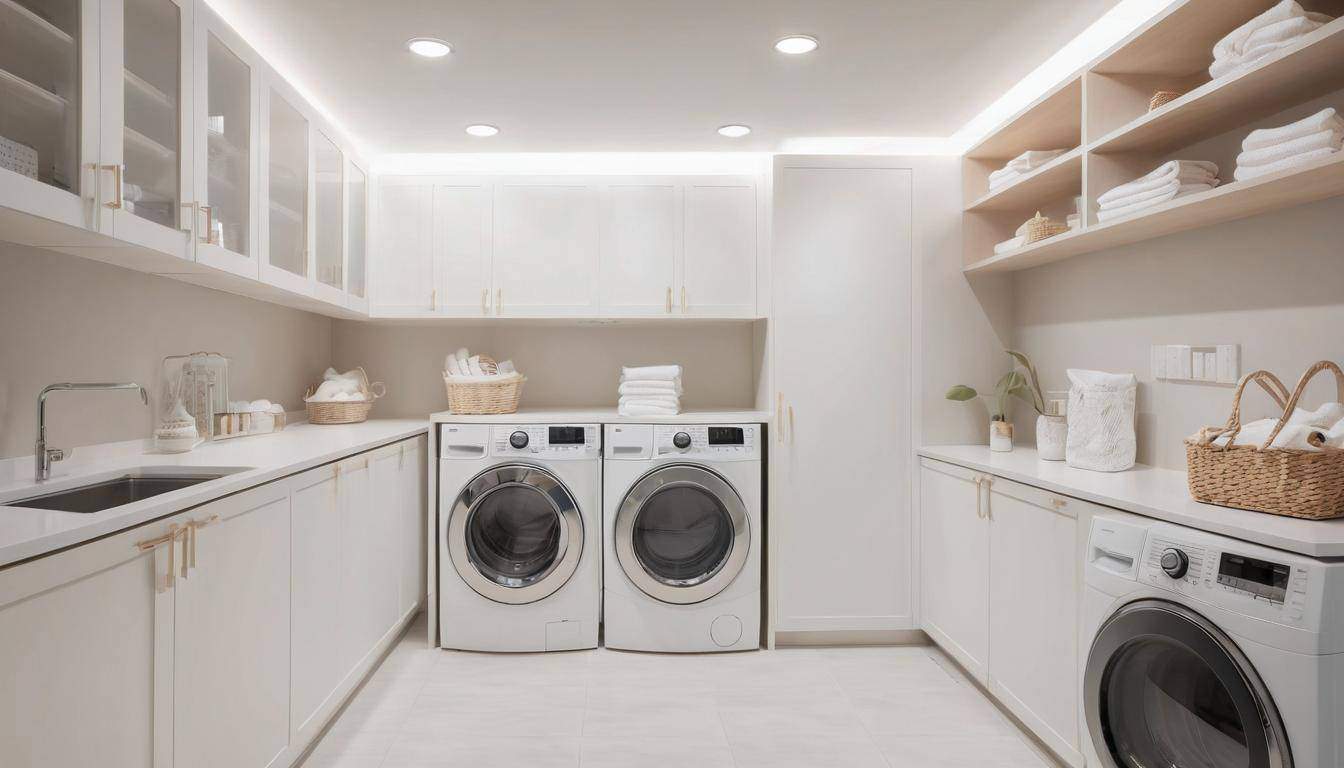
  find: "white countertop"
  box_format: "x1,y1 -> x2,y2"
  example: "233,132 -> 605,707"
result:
0,419 -> 429,569
430,407 -> 773,425
918,445 -> 1344,558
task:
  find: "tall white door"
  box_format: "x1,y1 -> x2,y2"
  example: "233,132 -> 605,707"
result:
918,461 -> 990,680
433,182 -> 492,316
175,483 -> 291,768
599,182 -> 679,316
289,464 -> 343,740
373,179 -> 435,315
492,180 -> 599,316
772,160 -> 913,634
682,179 -> 756,317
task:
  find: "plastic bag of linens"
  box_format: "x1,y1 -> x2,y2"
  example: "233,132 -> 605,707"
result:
1066,369 -> 1137,472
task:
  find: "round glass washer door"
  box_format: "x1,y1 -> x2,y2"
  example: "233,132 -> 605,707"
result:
447,464 -> 583,605
1084,599 -> 1292,768
615,464 -> 749,605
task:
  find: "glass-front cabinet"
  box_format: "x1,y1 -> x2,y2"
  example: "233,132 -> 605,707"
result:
346,161 -> 368,312
313,129 -> 343,304
261,75 -> 310,294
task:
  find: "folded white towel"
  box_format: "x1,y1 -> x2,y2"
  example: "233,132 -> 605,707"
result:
1100,178 -> 1220,212
1245,14 -> 1324,49
1096,161 -> 1218,206
1096,183 -> 1214,222
619,395 -> 681,408
1005,149 -> 1068,172
1209,2 -> 1332,79
622,365 -> 683,381
1211,37 -> 1308,79
1233,146 -> 1339,181
994,235 -> 1025,255
988,170 -> 1024,191
1213,1 -> 1323,61
445,354 -> 463,376
619,382 -> 684,397
1288,402 -> 1344,428
1237,127 -> 1342,167
467,355 -> 485,376
1214,420 -> 1330,451
1243,108 -> 1344,151
618,403 -> 681,417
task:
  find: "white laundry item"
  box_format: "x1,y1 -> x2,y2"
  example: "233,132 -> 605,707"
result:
621,365 -> 683,381
994,236 -> 1026,255
1100,177 -> 1219,212
1236,128 -> 1342,167
1096,161 -> 1218,206
1066,213 -> 1080,229
1287,402 -> 1344,428
1066,369 -> 1138,472
1096,184 -> 1214,222
1212,0 -> 1321,61
445,354 -> 463,376
1244,108 -> 1343,151
466,355 -> 484,376
619,395 -> 681,409
619,378 -> 681,392
1004,149 -> 1068,172
455,348 -> 470,368
1233,146 -> 1340,181
988,169 -> 1025,191
1210,38 -> 1299,79
619,382 -> 684,397
1244,14 -> 1324,50
617,403 -> 681,417
497,360 -> 516,375
1322,419 -> 1344,448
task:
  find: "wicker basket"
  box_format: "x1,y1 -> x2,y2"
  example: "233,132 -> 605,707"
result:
304,367 -> 386,425
1023,211 -> 1070,244
1148,90 -> 1184,111
443,373 -> 525,415
1185,361 -> 1344,519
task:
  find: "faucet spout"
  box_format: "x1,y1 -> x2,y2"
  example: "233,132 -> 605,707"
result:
36,382 -> 150,482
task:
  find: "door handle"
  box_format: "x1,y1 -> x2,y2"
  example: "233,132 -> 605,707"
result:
982,475 -> 994,520
431,289 -> 437,311
100,164 -> 124,209
787,405 -> 795,444
137,523 -> 186,592
184,514 -> 220,574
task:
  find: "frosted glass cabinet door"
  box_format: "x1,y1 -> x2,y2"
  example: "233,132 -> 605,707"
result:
264,87 -> 309,288
347,162 -> 367,306
314,130 -> 343,299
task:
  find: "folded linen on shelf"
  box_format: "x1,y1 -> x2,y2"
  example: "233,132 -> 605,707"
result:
1238,127 -> 1342,167
1096,161 -> 1219,207
617,403 -> 681,417
993,235 -> 1026,255
1096,183 -> 1215,222
1233,146 -> 1340,180
621,364 -> 683,381
987,149 -> 1069,190
619,396 -> 681,409
619,382 -> 684,397
1243,108 -> 1344,151
1209,0 -> 1333,79
1100,179 -> 1220,213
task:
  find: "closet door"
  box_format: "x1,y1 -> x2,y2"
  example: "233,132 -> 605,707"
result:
492,179 -> 599,316
682,179 -> 756,317
599,182 -> 680,316
372,177 -> 435,315
433,181 -> 492,316
772,160 -> 914,635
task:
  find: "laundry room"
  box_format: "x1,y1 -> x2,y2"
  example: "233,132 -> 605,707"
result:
2,1 -> 1344,767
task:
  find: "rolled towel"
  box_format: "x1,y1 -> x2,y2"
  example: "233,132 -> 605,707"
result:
455,348 -> 469,368
1233,146 -> 1339,181
618,403 -> 681,417
994,235 -> 1025,255
621,365 -> 683,381
1096,183 -> 1213,222
467,355 -> 485,376
1288,402 -> 1344,428
1096,161 -> 1218,206
1237,127 -> 1342,167
445,353 -> 463,376
1243,108 -> 1344,151
988,169 -> 1024,191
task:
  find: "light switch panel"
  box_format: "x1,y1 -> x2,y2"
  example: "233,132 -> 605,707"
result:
1154,343 -> 1239,385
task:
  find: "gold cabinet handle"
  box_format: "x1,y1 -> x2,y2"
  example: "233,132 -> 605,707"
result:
184,514 -> 220,573
973,476 -> 984,519
787,405 -> 795,444
496,288 -> 502,314
138,523 -> 184,592
982,475 -> 994,520
666,287 -> 672,313
399,441 -> 407,469
100,164 -> 124,209
481,288 -> 489,314
198,204 -> 213,244
431,289 -> 437,311
776,393 -> 784,443
681,286 -> 687,312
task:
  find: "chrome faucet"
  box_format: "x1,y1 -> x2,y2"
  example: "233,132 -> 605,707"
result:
36,382 -> 149,481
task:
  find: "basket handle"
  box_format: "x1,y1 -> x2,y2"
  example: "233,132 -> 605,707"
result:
1259,361 -> 1344,451
1199,369 -> 1289,449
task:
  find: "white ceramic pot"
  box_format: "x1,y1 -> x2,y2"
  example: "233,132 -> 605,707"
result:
1036,414 -> 1067,461
990,420 -> 1014,452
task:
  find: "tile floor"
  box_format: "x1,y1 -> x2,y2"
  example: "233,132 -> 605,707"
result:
302,614 -> 1057,768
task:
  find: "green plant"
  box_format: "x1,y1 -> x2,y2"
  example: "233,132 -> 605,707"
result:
946,350 -> 1049,419
1006,350 -> 1047,415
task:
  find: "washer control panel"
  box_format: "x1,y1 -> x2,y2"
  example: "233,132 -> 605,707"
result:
491,424 -> 599,459
654,424 -> 759,460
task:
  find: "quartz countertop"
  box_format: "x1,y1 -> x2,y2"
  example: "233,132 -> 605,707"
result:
918,445 -> 1344,558
0,419 -> 429,568
430,407 -> 773,425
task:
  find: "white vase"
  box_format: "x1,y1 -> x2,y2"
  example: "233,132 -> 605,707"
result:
1036,414 -> 1067,461
989,420 -> 1014,452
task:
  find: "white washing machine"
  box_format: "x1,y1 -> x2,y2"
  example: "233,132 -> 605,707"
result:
1080,512 -> 1344,768
437,423 -> 601,652
603,423 -> 762,653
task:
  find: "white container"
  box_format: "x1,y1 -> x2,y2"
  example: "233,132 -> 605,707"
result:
1036,414 -> 1068,460
990,420 -> 1014,452
1065,369 -> 1137,471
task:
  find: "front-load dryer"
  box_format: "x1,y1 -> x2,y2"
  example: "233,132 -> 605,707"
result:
1080,512 -> 1344,768
603,423 -> 762,653
437,423 -> 601,652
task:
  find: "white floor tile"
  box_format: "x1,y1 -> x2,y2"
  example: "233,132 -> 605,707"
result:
873,733 -> 1053,767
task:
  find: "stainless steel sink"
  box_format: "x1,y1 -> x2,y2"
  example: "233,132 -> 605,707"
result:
7,470 -> 236,513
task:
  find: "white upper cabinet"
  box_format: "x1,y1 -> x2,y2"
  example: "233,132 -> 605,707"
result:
599,182 -> 680,316
260,75 -> 311,295
313,129 -> 344,304
433,182 -> 492,316
346,159 -> 368,312
372,177 -> 435,315
492,180 -> 600,316
683,179 -> 757,317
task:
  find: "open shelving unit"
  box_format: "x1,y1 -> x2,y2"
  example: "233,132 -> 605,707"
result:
962,0 -> 1344,273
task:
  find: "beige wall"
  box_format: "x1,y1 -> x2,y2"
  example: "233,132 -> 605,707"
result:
333,320 -> 759,417
0,243 -> 334,459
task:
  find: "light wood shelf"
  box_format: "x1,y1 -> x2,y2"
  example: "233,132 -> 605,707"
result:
965,76 -> 1082,161
965,152 -> 1344,273
964,148 -> 1082,213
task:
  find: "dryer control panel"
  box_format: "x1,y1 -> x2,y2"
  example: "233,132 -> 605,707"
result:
654,424 -> 759,460
491,424 -> 600,459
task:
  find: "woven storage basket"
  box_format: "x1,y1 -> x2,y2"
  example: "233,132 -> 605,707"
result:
305,367 -> 386,425
1149,90 -> 1184,111
443,356 -> 524,415
1185,361 -> 1344,519
1023,211 -> 1070,244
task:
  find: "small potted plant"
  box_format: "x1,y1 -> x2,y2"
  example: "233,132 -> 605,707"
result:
947,350 -> 1059,454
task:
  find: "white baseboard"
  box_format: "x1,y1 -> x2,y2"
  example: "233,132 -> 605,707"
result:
773,628 -> 930,647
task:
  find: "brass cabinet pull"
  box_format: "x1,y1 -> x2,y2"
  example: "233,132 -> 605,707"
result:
431,288 -> 437,311
100,164 -> 124,209
983,475 -> 995,520
973,476 -> 984,519
681,286 -> 687,312
665,287 -> 672,313
787,405 -> 795,444
496,288 -> 502,314
399,442 -> 407,469
184,514 -> 220,574
198,204 -> 213,244
138,523 -> 184,591
481,288 -> 489,314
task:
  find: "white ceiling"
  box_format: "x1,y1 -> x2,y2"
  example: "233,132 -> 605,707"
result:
214,0 -> 1121,154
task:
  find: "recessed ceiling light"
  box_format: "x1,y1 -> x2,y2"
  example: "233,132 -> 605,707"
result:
774,35 -> 819,55
407,37 -> 452,58
718,124 -> 752,138
465,124 -> 499,137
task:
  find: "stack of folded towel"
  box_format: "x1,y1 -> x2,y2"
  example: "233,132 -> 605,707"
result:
1210,0 -> 1334,80
988,149 -> 1069,191
1211,401 -> 1344,451
618,365 -> 683,417
444,347 -> 521,381
1096,160 -> 1219,222
1234,107 -> 1343,181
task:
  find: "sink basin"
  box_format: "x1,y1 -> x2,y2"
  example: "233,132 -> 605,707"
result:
8,470 -> 232,513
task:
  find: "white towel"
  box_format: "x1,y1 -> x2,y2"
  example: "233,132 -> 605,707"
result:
1005,149 -> 1068,172
1096,161 -> 1218,206
1211,418 -> 1325,450
619,381 -> 683,397
618,403 -> 681,417
619,395 -> 681,408
1212,1 -> 1326,61
1237,127 -> 1342,167
445,354 -> 463,376
621,365 -> 683,382
467,355 -> 485,376
1233,146 -> 1339,181
1288,402 -> 1344,428
994,236 -> 1025,255
1245,14 -> 1324,49
1100,178 -> 1220,212
988,169 -> 1024,191
1096,184 -> 1214,222
1243,108 -> 1344,151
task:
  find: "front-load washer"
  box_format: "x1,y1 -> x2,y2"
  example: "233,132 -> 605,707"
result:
437,422 -> 601,652
603,423 -> 762,653
1080,512 -> 1344,768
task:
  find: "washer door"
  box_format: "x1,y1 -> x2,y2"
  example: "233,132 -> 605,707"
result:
615,464 -> 749,605
448,464 -> 583,605
1084,599 -> 1292,768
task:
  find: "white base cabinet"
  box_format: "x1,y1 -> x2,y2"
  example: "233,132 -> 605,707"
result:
0,434 -> 427,768
918,458 -> 1091,768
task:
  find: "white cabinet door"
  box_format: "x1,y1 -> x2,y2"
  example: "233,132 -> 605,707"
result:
433,182 -> 492,316
258,72 -> 313,296
368,447 -> 404,635
599,182 -> 679,316
0,512 -> 180,768
397,437 -> 427,615
987,478 -> 1081,764
337,453 -> 383,673
373,179 -> 435,315
289,464 -> 342,740
683,179 -> 756,317
175,483 -> 291,768
919,461 -> 991,681
492,180 -> 599,316
772,162 -> 913,635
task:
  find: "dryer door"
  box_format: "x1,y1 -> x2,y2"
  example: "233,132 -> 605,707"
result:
1084,599 -> 1292,768
615,464 -> 749,605
447,464 -> 583,605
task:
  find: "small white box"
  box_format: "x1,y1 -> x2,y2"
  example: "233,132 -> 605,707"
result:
1204,353 -> 1219,381
1152,346 -> 1168,379
1217,345 -> 1239,384
1193,354 -> 1205,381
